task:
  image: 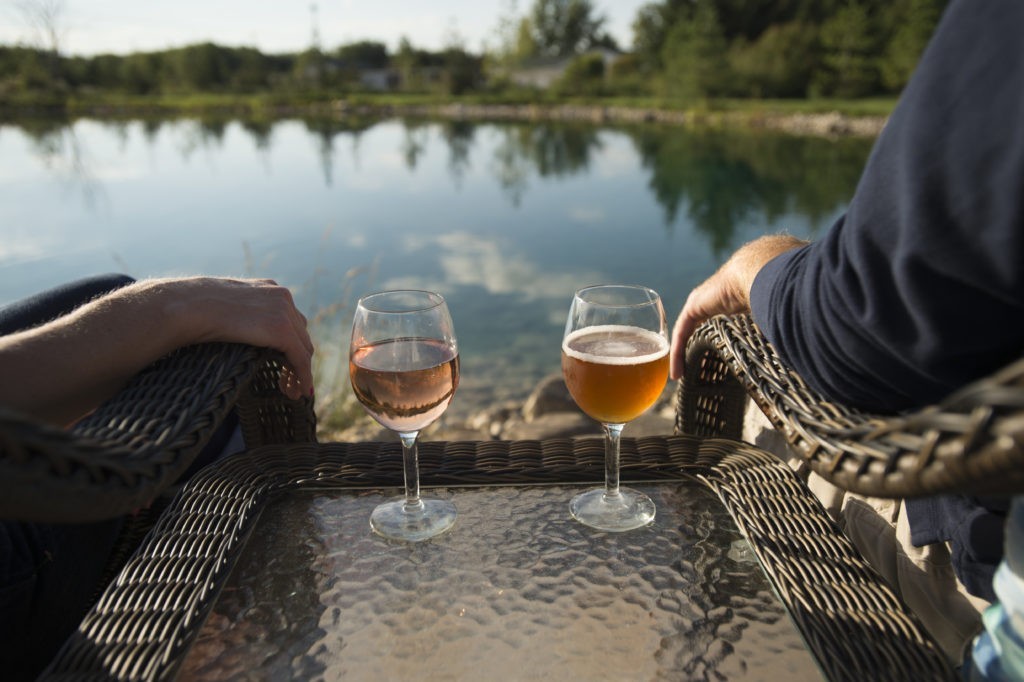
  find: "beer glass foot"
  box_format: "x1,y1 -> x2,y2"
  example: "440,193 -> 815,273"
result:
569,487 -> 655,532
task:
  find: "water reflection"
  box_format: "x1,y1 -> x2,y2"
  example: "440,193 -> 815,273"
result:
4,115 -> 871,253
628,127 -> 871,252
0,114 -> 873,414
439,120 -> 474,187
17,118 -> 107,210
301,117 -> 376,186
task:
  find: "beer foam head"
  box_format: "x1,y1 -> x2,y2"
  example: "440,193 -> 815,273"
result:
562,325 -> 669,365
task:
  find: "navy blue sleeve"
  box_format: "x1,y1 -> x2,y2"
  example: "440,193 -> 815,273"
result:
750,0 -> 1024,413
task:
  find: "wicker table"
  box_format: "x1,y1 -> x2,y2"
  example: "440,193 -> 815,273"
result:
42,436 -> 956,682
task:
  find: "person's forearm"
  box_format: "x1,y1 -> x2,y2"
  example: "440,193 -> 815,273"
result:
0,281 -> 188,426
0,277 -> 315,427
669,234 -> 808,380
726,234 -> 810,307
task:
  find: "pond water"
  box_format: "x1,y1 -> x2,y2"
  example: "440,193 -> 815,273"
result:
0,115 -> 874,420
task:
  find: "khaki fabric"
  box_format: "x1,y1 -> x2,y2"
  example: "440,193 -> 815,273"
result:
743,403 -> 988,663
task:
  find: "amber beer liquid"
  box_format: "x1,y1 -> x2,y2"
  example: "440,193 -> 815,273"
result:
350,337 -> 460,433
562,324 -> 669,425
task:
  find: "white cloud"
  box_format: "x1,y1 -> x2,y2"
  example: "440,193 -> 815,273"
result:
386,231 -> 601,301
568,206 -> 605,224
0,236 -> 55,264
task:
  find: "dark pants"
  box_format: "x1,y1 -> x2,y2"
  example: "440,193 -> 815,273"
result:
0,274 -> 135,681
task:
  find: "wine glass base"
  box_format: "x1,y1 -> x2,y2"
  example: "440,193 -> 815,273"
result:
370,498 -> 457,542
569,487 -> 655,532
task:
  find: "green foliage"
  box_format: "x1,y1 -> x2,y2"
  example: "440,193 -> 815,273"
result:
605,53 -> 647,95
335,41 -> 388,69
0,46 -> 51,92
660,2 -> 729,101
528,0 -> 606,58
814,2 -> 879,98
552,52 -> 605,96
728,22 -> 819,98
632,0 -> 946,101
880,0 -> 945,90
0,0 -> 948,105
441,48 -> 482,95
631,0 -> 688,70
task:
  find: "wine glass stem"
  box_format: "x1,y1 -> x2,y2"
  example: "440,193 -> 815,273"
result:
398,431 -> 423,511
602,422 -> 625,499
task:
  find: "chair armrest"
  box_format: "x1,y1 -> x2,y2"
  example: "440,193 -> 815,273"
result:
0,342 -> 316,523
675,313 -> 1024,498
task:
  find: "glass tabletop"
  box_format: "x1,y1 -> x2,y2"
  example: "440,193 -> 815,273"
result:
177,481 -> 821,681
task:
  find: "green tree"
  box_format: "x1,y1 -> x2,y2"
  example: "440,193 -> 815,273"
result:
630,0 -> 689,70
170,43 -> 230,91
528,0 -> 606,57
814,2 -> 879,97
442,47 -> 481,95
292,47 -> 326,90
880,0 -> 945,90
728,21 -> 819,97
335,41 -> 388,69
553,52 -> 605,96
660,1 -> 729,100
13,0 -> 66,88
119,52 -> 161,94
488,0 -> 536,67
229,47 -> 273,91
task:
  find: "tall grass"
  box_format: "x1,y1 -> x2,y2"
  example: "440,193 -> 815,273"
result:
245,233 -> 379,439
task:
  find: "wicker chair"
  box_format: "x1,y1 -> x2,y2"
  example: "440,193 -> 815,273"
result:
0,341 -> 317,680
675,313 -> 1024,498
0,342 -> 316,524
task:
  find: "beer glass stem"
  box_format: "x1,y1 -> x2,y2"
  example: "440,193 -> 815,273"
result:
398,431 -> 424,512
602,422 -> 624,498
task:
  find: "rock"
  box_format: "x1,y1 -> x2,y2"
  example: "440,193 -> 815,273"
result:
466,400 -> 521,438
522,374 -> 576,422
627,410 -> 675,437
499,412 -> 595,440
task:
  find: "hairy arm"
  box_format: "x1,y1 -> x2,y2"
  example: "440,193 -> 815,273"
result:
0,277 -> 314,426
669,234 -> 807,380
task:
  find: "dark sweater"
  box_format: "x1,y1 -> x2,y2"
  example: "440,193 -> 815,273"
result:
749,0 -> 1024,600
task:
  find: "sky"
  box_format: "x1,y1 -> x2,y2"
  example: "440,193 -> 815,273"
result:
1,0 -> 651,56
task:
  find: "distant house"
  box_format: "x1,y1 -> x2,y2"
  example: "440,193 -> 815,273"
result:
359,68 -> 399,91
509,47 -> 624,89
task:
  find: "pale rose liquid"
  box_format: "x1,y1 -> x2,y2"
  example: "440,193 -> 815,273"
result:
561,325 -> 669,424
350,337 -> 459,433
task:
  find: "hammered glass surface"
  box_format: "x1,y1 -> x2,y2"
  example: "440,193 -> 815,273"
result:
179,483 -> 822,681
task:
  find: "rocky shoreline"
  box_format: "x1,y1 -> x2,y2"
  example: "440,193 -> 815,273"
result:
328,101 -> 887,138
5,98 -> 887,139
330,372 -> 679,443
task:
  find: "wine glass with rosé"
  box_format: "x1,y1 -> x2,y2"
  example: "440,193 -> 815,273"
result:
349,290 -> 460,542
561,285 -> 669,531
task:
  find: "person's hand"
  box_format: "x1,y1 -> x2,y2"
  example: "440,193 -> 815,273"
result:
156,277 -> 315,400
669,235 -> 807,381
0,275 -> 316,426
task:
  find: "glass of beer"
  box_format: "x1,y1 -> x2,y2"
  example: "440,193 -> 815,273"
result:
349,290 -> 459,541
561,285 -> 669,531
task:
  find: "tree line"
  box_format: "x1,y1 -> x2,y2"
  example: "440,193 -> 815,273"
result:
1,0 -> 948,103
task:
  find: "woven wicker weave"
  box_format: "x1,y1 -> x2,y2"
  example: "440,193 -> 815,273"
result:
42,437 -> 954,682
0,342 -> 315,524
676,313 -> 1024,499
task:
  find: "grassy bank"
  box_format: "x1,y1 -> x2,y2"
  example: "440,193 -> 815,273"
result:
1,90 -> 897,129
